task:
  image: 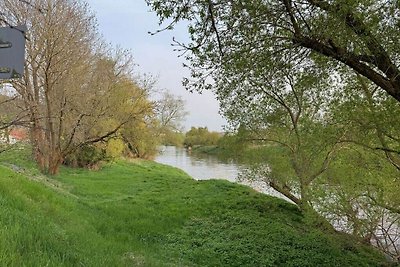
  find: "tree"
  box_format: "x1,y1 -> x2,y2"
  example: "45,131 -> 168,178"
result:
147,0 -> 400,258
0,89 -> 28,131
184,126 -> 220,147
214,63 -> 400,257
0,0 -> 33,149
146,0 -> 400,102
155,91 -> 187,133
2,0 -> 152,174
118,87 -> 160,159
121,116 -> 160,159
333,75 -> 400,172
314,144 -> 400,258
3,0 -> 98,174
0,1 -> 36,27
154,91 -> 188,146
325,75 -> 400,257
228,66 -> 344,216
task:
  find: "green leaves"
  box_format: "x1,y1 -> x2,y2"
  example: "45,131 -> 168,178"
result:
147,0 -> 400,102
147,0 -> 400,259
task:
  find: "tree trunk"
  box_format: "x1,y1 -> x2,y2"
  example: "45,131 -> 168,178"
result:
30,123 -> 46,172
48,150 -> 63,175
299,180 -> 336,232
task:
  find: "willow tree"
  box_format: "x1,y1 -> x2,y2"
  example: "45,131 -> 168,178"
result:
324,75 -> 400,257
146,0 -> 400,102
146,0 -> 400,199
146,0 -> 400,257
226,64 -> 346,219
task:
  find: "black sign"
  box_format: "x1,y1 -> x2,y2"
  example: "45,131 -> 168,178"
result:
0,25 -> 26,80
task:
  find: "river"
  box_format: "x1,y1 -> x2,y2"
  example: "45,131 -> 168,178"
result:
155,146 -> 399,259
154,146 -> 283,198
155,146 -> 240,181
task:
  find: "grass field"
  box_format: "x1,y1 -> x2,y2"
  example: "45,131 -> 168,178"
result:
0,147 -> 390,266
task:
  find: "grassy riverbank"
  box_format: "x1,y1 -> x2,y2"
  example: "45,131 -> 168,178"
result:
0,147 -> 390,266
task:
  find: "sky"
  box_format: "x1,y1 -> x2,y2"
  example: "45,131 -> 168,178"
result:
85,0 -> 227,132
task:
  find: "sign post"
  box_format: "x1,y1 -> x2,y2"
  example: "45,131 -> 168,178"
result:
0,25 -> 26,80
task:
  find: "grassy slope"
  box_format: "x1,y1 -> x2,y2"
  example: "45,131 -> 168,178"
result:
0,148 -> 390,266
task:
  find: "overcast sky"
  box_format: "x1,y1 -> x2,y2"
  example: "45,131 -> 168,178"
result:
85,0 -> 227,132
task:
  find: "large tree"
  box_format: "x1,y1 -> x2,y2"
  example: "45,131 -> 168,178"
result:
147,0 -> 400,259
227,65 -> 344,217
155,92 -> 187,133
3,0 -> 98,174
2,0 -> 151,174
146,0 -> 400,102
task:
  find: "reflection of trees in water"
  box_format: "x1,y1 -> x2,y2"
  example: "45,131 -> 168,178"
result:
316,192 -> 400,260
373,212 -> 399,261
189,149 -> 240,166
239,166 -> 400,261
159,146 -> 400,261
155,146 -> 240,181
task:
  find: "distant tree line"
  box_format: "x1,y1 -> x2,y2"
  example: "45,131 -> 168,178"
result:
183,127 -> 220,147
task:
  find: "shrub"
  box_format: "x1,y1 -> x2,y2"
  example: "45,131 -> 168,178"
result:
64,144 -> 106,168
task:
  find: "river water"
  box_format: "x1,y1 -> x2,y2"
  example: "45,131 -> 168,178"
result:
155,146 -> 399,259
154,146 -> 240,181
154,146 -> 283,198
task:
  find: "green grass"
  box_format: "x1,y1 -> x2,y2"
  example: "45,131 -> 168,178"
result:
0,147 -> 391,266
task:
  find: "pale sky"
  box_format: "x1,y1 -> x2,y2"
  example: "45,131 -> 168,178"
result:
85,0 -> 227,131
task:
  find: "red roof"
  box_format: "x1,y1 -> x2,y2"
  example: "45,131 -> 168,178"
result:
9,128 -> 28,140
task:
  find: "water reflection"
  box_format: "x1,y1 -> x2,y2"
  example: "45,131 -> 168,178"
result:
155,146 -> 289,200
155,146 -> 240,181
156,148 -> 399,259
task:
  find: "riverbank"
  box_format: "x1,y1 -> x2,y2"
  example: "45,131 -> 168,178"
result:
0,148 -> 390,266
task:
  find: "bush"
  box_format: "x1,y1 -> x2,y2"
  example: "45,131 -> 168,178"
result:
106,139 -> 125,159
64,144 -> 106,168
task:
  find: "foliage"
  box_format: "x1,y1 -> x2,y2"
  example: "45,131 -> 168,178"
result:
217,126 -> 252,154
323,76 -> 400,257
0,78 -> 29,155
0,148 -> 388,266
0,0 -> 160,174
155,92 -> 188,133
216,66 -> 342,215
153,92 -> 188,147
332,75 -> 400,172
63,144 -> 105,169
121,117 -> 160,159
184,127 -> 221,147
106,138 -> 125,159
1,1 -> 190,173
147,0 -> 400,259
65,138 -> 125,169
146,0 -> 400,102
161,130 -> 185,147
315,145 -> 400,253
0,92 -> 27,131
3,0 -> 102,174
